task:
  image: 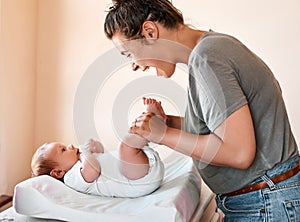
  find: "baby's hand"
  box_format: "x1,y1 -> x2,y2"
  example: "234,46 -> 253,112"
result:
90,139 -> 105,153
80,139 -> 104,154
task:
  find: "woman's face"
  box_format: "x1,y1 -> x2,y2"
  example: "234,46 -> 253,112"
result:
112,33 -> 177,78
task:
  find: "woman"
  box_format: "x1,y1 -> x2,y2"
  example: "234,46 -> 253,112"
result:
104,0 -> 300,221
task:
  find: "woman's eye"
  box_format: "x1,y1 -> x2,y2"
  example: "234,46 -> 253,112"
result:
62,148 -> 66,152
121,51 -> 131,58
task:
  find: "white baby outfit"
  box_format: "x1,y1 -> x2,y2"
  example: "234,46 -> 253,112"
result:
64,146 -> 164,198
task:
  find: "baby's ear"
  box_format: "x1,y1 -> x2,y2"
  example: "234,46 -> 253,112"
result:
50,169 -> 66,179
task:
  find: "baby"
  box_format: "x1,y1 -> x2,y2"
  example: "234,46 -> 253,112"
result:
31,98 -> 166,198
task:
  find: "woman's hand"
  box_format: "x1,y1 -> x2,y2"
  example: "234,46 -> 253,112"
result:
130,112 -> 168,144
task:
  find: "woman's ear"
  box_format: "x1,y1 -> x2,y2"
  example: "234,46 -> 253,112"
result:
50,169 -> 66,179
141,21 -> 159,39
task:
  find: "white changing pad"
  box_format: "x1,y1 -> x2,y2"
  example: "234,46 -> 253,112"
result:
13,153 -> 202,222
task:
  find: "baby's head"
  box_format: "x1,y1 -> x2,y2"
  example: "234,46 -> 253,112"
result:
31,142 -> 80,181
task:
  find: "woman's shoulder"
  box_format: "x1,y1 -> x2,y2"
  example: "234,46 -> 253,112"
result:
191,30 -> 243,60
198,31 -> 240,50
201,30 -> 239,43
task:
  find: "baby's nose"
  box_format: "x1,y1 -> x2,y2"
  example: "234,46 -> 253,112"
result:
67,144 -> 74,150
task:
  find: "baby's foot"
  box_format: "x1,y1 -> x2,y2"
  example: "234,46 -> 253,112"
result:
143,97 -> 167,121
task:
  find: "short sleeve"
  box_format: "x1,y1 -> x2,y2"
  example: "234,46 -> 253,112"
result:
189,48 -> 247,131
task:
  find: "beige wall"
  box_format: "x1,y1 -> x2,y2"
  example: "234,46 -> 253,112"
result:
0,0 -> 37,194
34,0 -> 112,146
0,0 -> 299,195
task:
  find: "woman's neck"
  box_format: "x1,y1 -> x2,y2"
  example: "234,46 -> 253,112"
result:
156,23 -> 206,64
173,25 -> 206,64
176,25 -> 206,50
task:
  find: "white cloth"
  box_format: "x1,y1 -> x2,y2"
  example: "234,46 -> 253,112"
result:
64,147 -> 164,198
11,152 -> 205,222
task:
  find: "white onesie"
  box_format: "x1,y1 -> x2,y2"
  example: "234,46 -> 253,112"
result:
64,147 -> 164,198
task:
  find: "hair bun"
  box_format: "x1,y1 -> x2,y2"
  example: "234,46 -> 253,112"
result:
109,0 -> 131,10
112,0 -> 131,4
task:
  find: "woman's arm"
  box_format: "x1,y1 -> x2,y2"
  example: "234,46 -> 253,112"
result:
166,115 -> 184,129
131,104 -> 256,169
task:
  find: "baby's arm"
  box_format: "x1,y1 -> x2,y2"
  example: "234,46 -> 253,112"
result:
79,139 -> 103,182
80,152 -> 101,183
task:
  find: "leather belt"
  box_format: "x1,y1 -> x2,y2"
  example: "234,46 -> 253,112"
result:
223,160 -> 300,197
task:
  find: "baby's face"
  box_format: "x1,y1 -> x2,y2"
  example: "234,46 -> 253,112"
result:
44,142 -> 80,172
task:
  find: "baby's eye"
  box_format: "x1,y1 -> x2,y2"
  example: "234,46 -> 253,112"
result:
126,53 -> 132,58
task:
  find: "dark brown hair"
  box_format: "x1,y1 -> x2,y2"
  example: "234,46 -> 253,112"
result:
104,0 -> 184,39
31,144 -> 60,180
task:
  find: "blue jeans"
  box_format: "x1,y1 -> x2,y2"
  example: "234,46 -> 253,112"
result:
216,155 -> 300,222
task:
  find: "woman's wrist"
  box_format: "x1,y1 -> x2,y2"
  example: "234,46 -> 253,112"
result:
166,115 -> 171,127
166,115 -> 183,129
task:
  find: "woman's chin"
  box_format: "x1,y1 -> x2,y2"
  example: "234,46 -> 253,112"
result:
156,68 -> 167,78
156,68 -> 174,78
156,68 -> 163,77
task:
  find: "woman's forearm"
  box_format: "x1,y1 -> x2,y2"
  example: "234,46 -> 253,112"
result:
161,127 -> 255,169
162,105 -> 256,169
131,107 -> 255,169
160,127 -> 220,163
166,115 -> 184,129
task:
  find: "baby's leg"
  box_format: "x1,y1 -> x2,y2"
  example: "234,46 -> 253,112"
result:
143,97 -> 167,121
119,97 -> 166,180
122,133 -> 148,148
119,127 -> 149,180
119,143 -> 149,180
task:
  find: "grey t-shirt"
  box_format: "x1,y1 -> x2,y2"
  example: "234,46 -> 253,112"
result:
185,31 -> 298,194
